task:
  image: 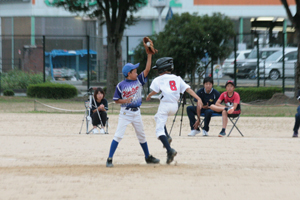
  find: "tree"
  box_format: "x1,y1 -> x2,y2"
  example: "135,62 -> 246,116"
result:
281,0 -> 300,97
156,12 -> 207,82
133,35 -> 159,94
134,12 -> 234,89
200,13 -> 235,67
47,0 -> 147,98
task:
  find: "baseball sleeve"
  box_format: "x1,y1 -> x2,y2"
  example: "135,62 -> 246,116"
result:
138,72 -> 148,86
179,77 -> 190,94
113,84 -> 122,101
150,77 -> 160,93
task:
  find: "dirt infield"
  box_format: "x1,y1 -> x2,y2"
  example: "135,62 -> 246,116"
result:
0,113 -> 299,200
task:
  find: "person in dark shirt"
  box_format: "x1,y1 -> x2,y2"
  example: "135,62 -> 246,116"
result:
292,90 -> 300,137
90,87 -> 108,134
187,77 -> 220,136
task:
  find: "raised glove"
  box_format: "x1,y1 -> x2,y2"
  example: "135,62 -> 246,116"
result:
143,37 -> 158,54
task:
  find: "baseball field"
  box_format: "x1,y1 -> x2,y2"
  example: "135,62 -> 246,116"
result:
0,96 -> 299,200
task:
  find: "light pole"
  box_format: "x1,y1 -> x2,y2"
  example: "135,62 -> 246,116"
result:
150,0 -> 168,32
263,59 -> 266,86
262,54 -> 267,86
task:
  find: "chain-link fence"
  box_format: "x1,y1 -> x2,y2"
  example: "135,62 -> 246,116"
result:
0,32 -> 298,96
206,32 -> 297,94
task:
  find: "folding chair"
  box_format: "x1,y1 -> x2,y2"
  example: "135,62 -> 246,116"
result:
199,111 -> 243,137
93,116 -> 109,134
227,114 -> 243,137
199,112 -> 222,129
79,88 -> 109,134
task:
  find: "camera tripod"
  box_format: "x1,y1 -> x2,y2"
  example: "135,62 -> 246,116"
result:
169,92 -> 195,136
79,87 -> 106,134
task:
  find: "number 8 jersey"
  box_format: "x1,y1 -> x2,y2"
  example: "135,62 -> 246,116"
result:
150,74 -> 190,103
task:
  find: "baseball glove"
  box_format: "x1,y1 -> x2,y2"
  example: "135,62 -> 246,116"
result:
143,37 -> 158,54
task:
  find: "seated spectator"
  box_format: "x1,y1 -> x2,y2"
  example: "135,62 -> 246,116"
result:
187,77 -> 220,136
292,90 -> 300,137
210,80 -> 241,137
90,87 -> 108,134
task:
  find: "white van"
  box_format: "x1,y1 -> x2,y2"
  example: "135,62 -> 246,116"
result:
258,47 -> 298,80
222,49 -> 251,78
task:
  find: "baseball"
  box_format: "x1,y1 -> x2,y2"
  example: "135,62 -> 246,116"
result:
146,42 -> 150,47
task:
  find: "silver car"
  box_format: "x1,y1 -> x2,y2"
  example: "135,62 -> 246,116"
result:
222,49 -> 251,78
236,47 -> 281,78
258,47 -> 298,80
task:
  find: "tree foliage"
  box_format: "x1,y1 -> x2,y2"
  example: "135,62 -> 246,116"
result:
47,0 -> 147,98
134,12 -> 235,88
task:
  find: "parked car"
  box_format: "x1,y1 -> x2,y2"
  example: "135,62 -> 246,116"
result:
258,47 -> 298,80
235,47 -> 282,78
222,49 -> 251,78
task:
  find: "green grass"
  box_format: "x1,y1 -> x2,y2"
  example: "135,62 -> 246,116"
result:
0,96 -> 297,117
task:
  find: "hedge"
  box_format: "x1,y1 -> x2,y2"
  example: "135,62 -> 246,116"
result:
3,89 -> 15,96
1,70 -> 44,90
27,82 -> 78,99
213,87 -> 282,102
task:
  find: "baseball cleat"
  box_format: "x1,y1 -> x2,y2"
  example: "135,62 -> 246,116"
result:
163,135 -> 172,148
145,155 -> 160,164
166,148 -> 177,164
106,158 -> 113,167
167,135 -> 172,145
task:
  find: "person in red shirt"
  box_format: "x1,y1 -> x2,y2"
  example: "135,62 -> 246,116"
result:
210,80 -> 241,137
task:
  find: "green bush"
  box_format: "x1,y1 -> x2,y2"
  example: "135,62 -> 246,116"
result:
214,87 -> 282,102
27,82 -> 78,99
1,70 -> 45,90
3,89 -> 15,96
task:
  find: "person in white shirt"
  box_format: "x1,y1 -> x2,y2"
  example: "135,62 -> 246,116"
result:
146,57 -> 202,164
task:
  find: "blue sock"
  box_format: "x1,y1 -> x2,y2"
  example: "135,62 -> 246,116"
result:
140,142 -> 150,158
108,140 -> 119,158
164,126 -> 169,137
159,135 -> 171,152
222,128 -> 225,132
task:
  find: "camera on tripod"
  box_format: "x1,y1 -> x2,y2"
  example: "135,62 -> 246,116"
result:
87,87 -> 94,95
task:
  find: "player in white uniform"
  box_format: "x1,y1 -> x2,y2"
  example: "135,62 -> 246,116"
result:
106,54 -> 160,167
146,57 -> 202,164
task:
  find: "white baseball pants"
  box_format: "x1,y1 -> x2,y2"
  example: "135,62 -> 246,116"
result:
154,101 -> 178,138
113,107 -> 147,143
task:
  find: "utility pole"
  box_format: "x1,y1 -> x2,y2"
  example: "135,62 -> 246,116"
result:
150,0 -> 167,32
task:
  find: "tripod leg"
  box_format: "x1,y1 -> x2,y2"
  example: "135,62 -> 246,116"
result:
169,94 -> 184,136
79,113 -> 86,134
179,98 -> 185,136
86,115 -> 90,134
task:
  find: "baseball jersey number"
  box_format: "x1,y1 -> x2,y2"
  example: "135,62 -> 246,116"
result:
169,80 -> 177,91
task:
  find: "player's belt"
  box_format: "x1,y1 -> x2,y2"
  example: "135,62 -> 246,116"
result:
125,107 -> 139,111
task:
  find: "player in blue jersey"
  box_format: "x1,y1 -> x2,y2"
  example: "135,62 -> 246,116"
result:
106,54 -> 160,167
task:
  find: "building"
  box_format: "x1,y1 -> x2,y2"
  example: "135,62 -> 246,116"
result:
0,0 -> 297,78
